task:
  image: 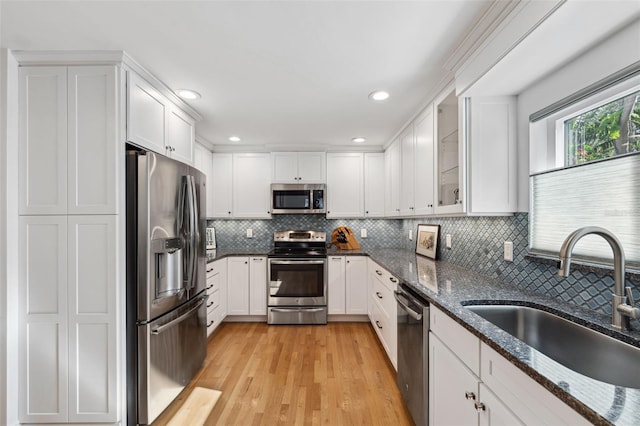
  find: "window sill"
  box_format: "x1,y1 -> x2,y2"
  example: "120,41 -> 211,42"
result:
525,252 -> 640,282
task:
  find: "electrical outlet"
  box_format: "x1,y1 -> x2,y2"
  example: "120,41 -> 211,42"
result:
246,228 -> 253,238
409,230 -> 413,240
446,234 -> 452,249
504,241 -> 513,262
360,228 -> 367,238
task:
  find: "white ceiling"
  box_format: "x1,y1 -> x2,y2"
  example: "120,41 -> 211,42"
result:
0,0 -> 493,150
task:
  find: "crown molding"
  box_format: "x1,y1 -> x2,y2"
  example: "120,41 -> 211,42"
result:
11,49 -> 202,122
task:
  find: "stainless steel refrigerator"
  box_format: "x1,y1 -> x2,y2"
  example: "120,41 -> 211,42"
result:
125,148 -> 207,425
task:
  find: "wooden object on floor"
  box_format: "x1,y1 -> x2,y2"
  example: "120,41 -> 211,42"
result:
166,387 -> 221,426
153,322 -> 411,425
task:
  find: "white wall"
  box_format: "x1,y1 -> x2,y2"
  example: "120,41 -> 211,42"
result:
517,19 -> 640,211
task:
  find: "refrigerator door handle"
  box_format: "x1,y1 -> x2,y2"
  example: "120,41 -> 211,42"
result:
150,295 -> 206,335
187,175 -> 198,290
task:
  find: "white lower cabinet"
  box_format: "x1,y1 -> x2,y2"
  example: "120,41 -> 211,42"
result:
226,256 -> 267,316
429,305 -> 588,426
19,215 -> 117,423
205,258 -> 227,336
327,256 -> 368,315
368,259 -> 398,369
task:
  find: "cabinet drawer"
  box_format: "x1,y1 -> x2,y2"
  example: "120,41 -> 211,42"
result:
372,277 -> 395,318
206,290 -> 220,311
430,305 -> 480,375
370,300 -> 396,368
370,263 -> 399,292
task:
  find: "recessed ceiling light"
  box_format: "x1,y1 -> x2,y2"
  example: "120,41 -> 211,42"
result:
229,136 -> 241,142
176,89 -> 201,100
352,137 -> 366,143
369,90 -> 390,101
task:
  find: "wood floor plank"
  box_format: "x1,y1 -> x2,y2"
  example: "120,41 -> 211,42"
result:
152,322 -> 412,425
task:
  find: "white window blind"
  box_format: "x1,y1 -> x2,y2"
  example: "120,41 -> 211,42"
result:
530,153 -> 640,269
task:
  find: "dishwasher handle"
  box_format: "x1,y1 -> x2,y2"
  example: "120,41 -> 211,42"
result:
394,290 -> 423,321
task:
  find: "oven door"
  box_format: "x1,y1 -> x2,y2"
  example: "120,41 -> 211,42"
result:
268,258 -> 327,306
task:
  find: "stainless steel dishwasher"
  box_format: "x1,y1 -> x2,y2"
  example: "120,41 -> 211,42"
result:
395,282 -> 429,426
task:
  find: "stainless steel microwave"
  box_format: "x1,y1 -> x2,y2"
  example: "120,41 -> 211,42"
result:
271,184 -> 326,214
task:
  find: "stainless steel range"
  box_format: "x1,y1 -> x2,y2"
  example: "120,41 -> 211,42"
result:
267,230 -> 328,324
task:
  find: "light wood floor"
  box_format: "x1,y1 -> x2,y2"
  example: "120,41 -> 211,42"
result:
153,322 -> 413,425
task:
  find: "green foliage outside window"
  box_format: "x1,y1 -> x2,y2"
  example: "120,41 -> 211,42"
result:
565,90 -> 640,165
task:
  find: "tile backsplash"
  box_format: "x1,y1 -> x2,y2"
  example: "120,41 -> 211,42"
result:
208,213 -> 639,318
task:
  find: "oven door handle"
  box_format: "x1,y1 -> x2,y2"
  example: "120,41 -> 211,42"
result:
269,259 -> 326,265
270,307 -> 326,313
394,291 -> 423,321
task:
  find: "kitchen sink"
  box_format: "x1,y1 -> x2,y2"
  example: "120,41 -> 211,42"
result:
465,303 -> 640,389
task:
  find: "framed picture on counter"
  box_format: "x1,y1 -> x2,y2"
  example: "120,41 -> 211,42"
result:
416,224 -> 440,259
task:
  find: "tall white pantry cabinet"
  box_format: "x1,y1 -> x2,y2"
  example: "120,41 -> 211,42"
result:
18,65 -> 120,423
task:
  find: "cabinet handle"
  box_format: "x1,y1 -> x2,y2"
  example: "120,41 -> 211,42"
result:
375,320 -> 383,330
228,211 -> 231,215
207,301 -> 214,308
244,261 -> 248,264
206,284 -> 214,291
347,260 -> 350,263
252,258 -> 263,261
464,392 -> 476,401
331,257 -> 342,260
474,402 -> 486,412
376,292 -> 383,299
375,270 -> 383,276
207,320 -> 215,328
389,277 -> 398,283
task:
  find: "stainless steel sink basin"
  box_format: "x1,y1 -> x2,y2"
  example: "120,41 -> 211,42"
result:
465,304 -> 640,389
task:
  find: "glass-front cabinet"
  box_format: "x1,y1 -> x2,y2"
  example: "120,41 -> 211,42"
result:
435,88 -> 464,214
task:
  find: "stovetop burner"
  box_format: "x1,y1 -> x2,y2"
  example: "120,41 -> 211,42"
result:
270,230 -> 327,258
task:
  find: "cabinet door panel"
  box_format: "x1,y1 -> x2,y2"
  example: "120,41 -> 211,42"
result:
232,153 -> 271,218
249,257 -> 267,315
167,106 -> 195,165
345,257 -> 367,314
413,107 -> 435,216
68,66 -> 118,215
297,152 -> 326,182
478,384 -> 524,426
326,153 -> 363,218
364,153 -> 385,217
19,67 -> 68,214
271,152 -> 299,182
400,126 -> 415,216
211,153 -> 233,217
67,215 -> 117,422
227,257 -> 249,315
429,333 -> 478,426
127,72 -> 167,153
19,216 -> 68,422
327,256 -> 346,314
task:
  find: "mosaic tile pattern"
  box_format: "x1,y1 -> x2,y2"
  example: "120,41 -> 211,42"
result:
208,213 -> 639,318
207,215 -> 403,251
401,213 -> 640,317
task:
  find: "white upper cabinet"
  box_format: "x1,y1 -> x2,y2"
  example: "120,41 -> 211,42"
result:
127,71 -> 196,164
399,126 -> 415,216
194,143 -> 214,217
210,153 -> 233,218
271,152 -> 326,183
434,88 -> 463,215
384,139 -> 401,217
232,153 -> 271,218
364,153 -> 385,217
126,71 -> 167,154
466,96 -> 517,214
19,66 -> 118,216
413,106 -> 435,216
326,152 -> 364,218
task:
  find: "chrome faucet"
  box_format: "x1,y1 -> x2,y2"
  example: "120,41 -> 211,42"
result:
558,226 -> 639,331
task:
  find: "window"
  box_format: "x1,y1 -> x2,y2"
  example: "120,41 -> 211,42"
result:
564,89 -> 640,166
530,67 -> 640,270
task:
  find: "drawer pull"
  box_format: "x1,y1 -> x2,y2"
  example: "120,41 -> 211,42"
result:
206,301 -> 214,308
375,320 -> 383,330
465,392 -> 476,401
252,258 -> 263,261
207,320 -> 215,328
375,270 -> 383,276
474,402 -> 486,412
389,277 -> 398,283
376,292 -> 383,299
206,284 -> 214,290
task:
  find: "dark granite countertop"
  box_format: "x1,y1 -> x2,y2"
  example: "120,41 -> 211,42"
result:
207,247 -> 640,424
364,248 -> 640,426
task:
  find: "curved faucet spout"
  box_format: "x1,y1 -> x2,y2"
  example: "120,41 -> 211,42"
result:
557,226 -> 629,330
